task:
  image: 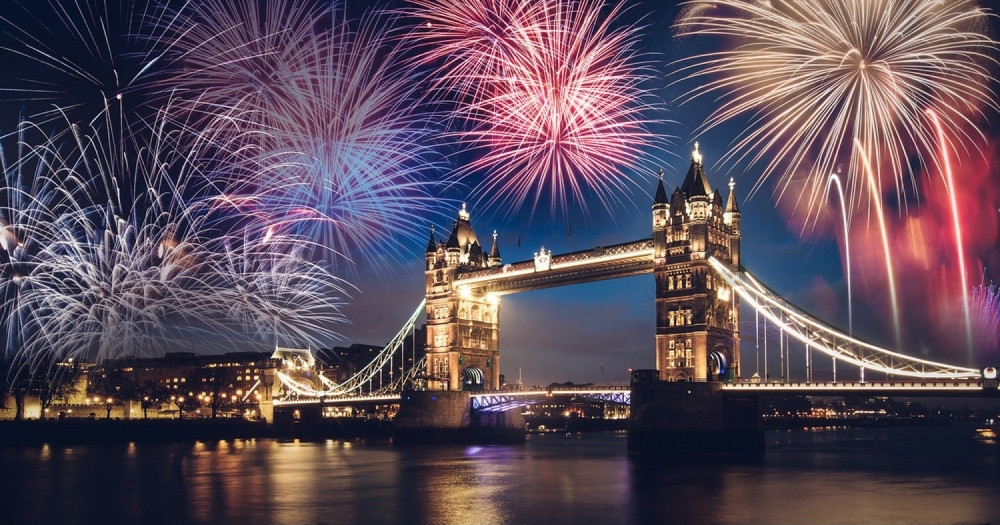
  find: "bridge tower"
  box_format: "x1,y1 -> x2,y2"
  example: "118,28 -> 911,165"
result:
424,205 -> 502,391
653,144 -> 741,382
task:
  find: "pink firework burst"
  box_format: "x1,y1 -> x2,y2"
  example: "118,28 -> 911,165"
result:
407,0 -> 668,217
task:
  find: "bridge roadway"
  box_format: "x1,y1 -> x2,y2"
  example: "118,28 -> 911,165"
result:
271,386 -> 633,410
453,238 -> 654,295
272,379 -> 995,411
722,379 -> 992,397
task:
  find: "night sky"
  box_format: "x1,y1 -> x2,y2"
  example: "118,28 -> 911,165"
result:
2,1 -> 998,386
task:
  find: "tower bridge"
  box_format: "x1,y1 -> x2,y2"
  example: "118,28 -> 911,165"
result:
421,142 -> 742,393
271,144 -> 994,451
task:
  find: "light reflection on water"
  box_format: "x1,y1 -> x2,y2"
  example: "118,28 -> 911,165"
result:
1,426 -> 998,525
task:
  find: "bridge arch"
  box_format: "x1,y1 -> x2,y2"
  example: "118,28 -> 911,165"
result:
709,347 -> 729,381
461,366 -> 485,391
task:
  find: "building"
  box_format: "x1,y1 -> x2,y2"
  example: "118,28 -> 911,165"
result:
1,351 -> 279,421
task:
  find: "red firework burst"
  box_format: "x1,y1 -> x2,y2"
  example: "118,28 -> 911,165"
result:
407,0 -> 668,217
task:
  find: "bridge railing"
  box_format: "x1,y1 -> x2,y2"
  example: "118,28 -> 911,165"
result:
724,380 -> 983,389
470,385 -> 631,411
454,238 -> 654,285
273,393 -> 403,406
274,299 -> 426,400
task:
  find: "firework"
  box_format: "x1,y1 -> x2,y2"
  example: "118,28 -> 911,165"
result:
1,110 -> 350,372
855,139 -> 902,348
407,0 -> 667,217
971,276 -> 1000,364
0,119 -> 73,368
824,173 -> 852,335
404,0 -> 548,105
0,0 -> 180,137
159,1 -> 449,269
155,0 -> 322,126
674,0 -> 999,218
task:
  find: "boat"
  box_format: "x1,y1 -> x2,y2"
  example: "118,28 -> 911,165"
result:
974,417 -> 998,440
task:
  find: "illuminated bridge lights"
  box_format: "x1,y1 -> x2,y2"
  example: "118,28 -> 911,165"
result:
275,250 -> 988,409
454,239 -> 655,295
274,300 -> 426,400
273,394 -> 403,407
470,386 -> 631,412
708,257 -> 981,380
723,380 -> 984,393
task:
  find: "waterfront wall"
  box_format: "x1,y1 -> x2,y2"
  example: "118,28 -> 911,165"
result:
628,381 -> 763,457
0,419 -> 268,446
393,390 -> 525,444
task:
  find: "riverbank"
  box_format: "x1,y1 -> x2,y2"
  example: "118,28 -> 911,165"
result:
0,417 -> 397,446
763,416 -> 955,430
0,419 -> 270,446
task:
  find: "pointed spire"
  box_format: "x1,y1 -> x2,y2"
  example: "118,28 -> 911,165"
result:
726,177 -> 740,214
446,220 -> 460,249
654,167 -> 668,204
489,229 -> 501,264
680,143 -> 712,198
425,225 -> 437,253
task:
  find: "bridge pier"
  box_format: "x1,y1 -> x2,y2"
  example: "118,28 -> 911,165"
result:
628,378 -> 763,458
393,390 -> 525,445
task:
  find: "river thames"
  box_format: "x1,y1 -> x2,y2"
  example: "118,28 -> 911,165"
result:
2,423 -> 998,525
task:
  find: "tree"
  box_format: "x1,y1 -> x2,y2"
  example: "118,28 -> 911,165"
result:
7,357 -> 79,420
190,366 -> 240,418
86,363 -> 135,419
170,394 -> 201,419
137,380 -> 169,419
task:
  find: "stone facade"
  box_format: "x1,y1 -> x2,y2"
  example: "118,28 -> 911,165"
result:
653,144 -> 742,382
424,205 -> 503,391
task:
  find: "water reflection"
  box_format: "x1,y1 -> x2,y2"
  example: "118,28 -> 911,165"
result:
1,426 -> 998,524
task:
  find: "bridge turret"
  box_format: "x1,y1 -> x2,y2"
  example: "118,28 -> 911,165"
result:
724,177 -> 741,268
425,225 -> 437,270
654,143 -> 741,383
681,143 -> 712,225
445,218 -> 461,267
425,204 -> 502,393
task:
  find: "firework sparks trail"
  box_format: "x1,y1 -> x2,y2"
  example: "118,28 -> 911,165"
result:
404,0 -> 548,108
0,108 -> 350,376
825,173 -> 852,335
971,275 -> 1000,364
855,139 -> 902,349
155,0 -> 322,128
407,0 -> 668,218
927,109 -> 974,361
0,0 -> 186,137
674,0 -> 999,219
0,119 -> 73,368
152,1 -> 449,271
